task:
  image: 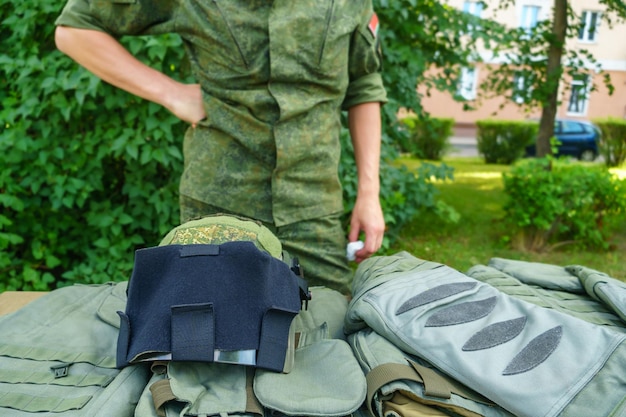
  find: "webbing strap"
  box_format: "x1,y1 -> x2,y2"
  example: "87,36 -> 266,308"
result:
0,344 -> 116,368
408,361 -> 451,398
0,391 -> 92,413
365,360 -> 492,416
246,367 -> 264,415
150,378 -> 175,417
150,370 -> 265,417
0,369 -> 114,387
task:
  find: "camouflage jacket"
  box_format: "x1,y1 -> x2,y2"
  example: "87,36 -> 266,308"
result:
56,0 -> 387,226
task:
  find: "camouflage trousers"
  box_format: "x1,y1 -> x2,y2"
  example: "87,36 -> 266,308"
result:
180,195 -> 353,295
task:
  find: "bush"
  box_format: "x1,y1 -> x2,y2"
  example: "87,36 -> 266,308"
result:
592,117 -> 626,168
340,127 -> 456,248
0,0 -> 190,290
476,120 -> 537,164
502,158 -> 626,252
398,116 -> 454,160
1,0 -> 454,290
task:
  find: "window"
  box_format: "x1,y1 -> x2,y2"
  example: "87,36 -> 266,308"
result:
458,67 -> 477,101
463,1 -> 483,17
512,72 -> 531,104
578,11 -> 601,42
520,5 -> 540,33
462,1 -> 483,32
567,75 -> 589,115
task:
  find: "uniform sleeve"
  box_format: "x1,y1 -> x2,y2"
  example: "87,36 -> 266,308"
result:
342,4 -> 387,110
55,0 -> 178,37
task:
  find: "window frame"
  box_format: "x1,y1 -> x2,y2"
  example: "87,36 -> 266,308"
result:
457,67 -> 478,101
566,75 -> 590,116
519,4 -> 541,33
578,10 -> 601,43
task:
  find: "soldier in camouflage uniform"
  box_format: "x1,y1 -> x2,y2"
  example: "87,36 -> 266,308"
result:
54,0 -> 388,294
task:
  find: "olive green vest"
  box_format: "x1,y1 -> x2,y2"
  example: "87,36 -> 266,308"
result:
0,282 -> 150,417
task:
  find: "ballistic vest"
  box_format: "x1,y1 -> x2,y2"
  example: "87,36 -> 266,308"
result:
345,252 -> 626,417
0,282 -> 150,417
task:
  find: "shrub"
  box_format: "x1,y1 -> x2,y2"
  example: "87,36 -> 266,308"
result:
398,116 -> 454,160
476,120 -> 537,164
592,117 -> 626,168
1,0 -> 454,290
340,128 -> 456,248
502,158 -> 626,252
0,0 -> 190,290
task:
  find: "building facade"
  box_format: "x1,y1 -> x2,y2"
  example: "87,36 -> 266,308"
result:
421,0 -> 626,134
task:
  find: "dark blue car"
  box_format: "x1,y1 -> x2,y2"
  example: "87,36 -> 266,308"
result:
526,119 -> 600,161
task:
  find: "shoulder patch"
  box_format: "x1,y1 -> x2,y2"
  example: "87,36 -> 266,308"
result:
368,12 -> 379,38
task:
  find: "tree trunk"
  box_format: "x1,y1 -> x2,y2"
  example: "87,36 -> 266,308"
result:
536,0 -> 568,158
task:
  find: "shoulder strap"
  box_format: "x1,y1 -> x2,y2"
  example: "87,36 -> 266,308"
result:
365,360 -> 494,416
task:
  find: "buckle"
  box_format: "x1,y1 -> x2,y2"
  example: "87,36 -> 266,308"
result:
50,363 -> 71,379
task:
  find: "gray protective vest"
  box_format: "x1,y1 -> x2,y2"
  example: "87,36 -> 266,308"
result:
344,252 -> 626,417
0,282 -> 150,417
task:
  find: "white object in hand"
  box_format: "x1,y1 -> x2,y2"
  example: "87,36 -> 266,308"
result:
346,241 -> 365,261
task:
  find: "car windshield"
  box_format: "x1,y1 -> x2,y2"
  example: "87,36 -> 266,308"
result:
560,120 -> 586,134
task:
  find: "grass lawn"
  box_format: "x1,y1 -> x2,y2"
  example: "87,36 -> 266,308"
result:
387,156 -> 626,282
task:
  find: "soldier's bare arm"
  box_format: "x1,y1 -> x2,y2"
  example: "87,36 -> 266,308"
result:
55,26 -> 205,125
347,101 -> 385,262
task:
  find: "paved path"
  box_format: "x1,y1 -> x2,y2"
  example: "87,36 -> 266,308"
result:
448,136 -> 479,157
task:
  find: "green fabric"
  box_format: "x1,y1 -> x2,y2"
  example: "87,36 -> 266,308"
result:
346,253 -> 626,417
0,359 -> 115,387
253,286 -> 363,416
559,338 -> 626,417
0,283 -> 127,368
467,259 -> 626,332
55,0 -> 387,227
348,327 -> 515,417
178,200 -> 353,293
158,213 -> 283,259
567,264 -> 626,323
0,283 -> 151,416
254,339 -> 366,417
168,362 -> 249,416
0,391 -> 92,413
292,286 -> 349,341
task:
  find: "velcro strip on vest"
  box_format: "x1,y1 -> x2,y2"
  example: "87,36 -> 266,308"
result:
170,303 -> 215,361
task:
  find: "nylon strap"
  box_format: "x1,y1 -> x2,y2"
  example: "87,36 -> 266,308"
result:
408,360 -> 451,398
365,360 -> 493,416
246,367 -> 264,415
150,378 -> 175,417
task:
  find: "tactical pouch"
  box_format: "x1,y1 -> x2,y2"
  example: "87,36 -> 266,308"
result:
117,241 -> 308,373
133,287 -> 367,417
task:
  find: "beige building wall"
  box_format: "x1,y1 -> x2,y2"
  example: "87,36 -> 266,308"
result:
422,0 -> 626,133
